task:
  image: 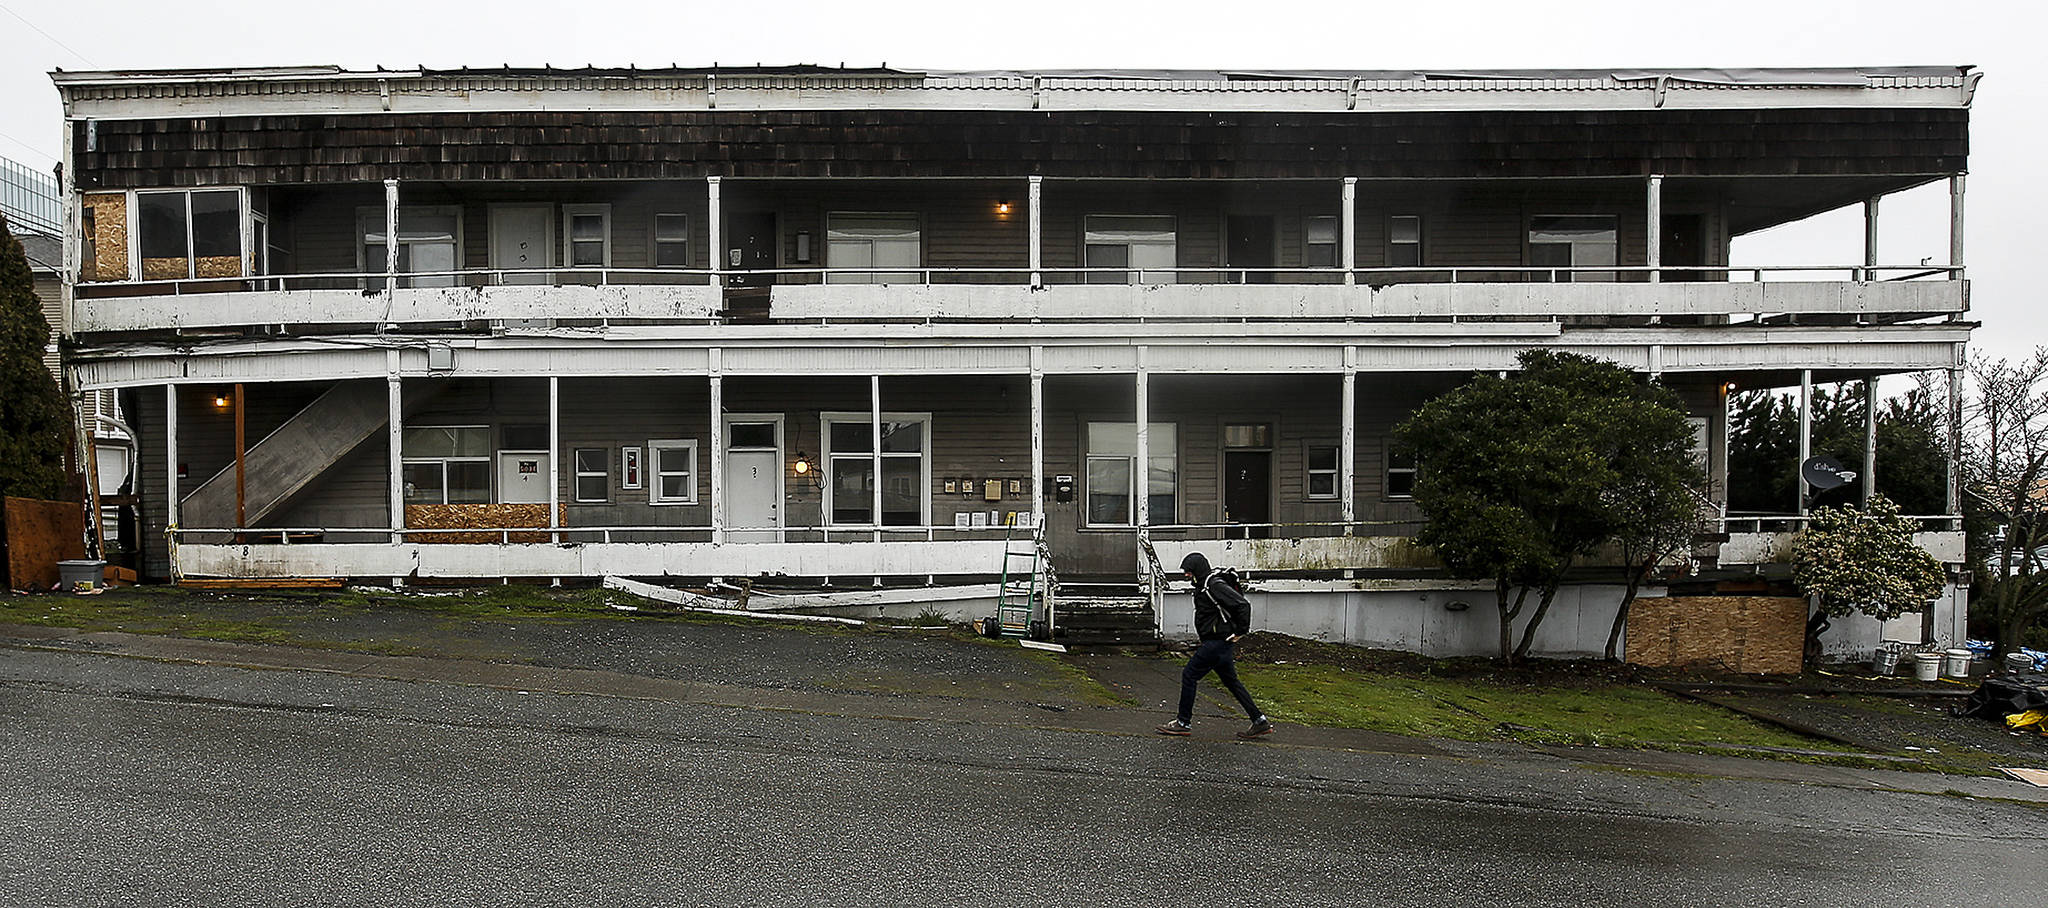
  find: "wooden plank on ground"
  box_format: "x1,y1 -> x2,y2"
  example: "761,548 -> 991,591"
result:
178,577 -> 345,590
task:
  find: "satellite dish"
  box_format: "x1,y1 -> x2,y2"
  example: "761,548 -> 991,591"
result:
1801,455 -> 1858,491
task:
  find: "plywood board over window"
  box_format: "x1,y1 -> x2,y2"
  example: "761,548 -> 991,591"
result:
81,193 -> 129,282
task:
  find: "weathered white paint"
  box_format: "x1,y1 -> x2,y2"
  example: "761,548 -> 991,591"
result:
1341,177 -> 1357,285
1340,348 -> 1356,529
67,322 -> 1976,390
767,281 -> 1966,323
1153,583 -> 1651,658
74,275 -> 1964,335
56,70 -> 1976,122
164,384 -> 178,530
1816,584 -> 1970,659
1716,530 -> 1963,565
1646,175 -> 1663,282
75,285 -> 723,332
1153,536 -> 1441,574
177,539 -> 1014,579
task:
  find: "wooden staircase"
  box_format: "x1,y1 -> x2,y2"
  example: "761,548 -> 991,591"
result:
1054,580 -> 1159,650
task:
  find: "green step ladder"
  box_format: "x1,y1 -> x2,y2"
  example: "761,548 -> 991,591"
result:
994,518 -> 1043,638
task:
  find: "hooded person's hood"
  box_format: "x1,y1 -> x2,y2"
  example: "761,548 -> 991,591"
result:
1180,552 -> 1211,580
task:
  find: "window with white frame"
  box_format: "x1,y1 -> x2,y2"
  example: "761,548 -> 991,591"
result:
654,214 -> 690,267
826,213 -> 921,284
1306,443 -> 1341,500
573,448 -> 610,503
1385,442 -> 1418,500
648,440 -> 698,505
1084,215 -> 1176,284
822,414 -> 929,527
1305,216 -> 1339,269
361,207 -> 461,289
137,189 -> 244,281
1387,215 -> 1423,268
402,426 -> 492,504
1528,215 -> 1616,282
563,204 -> 612,268
1085,422 -> 1177,526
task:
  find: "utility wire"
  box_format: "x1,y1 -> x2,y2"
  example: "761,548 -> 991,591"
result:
0,128 -> 59,168
0,2 -> 98,68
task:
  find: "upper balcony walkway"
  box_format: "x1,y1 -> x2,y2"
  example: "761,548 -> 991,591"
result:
70,264 -> 1967,334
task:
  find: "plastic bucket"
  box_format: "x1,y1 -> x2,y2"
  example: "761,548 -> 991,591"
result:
1943,648 -> 1973,678
1912,652 -> 1944,681
2007,653 -> 2037,673
57,560 -> 104,591
1871,649 -> 1901,676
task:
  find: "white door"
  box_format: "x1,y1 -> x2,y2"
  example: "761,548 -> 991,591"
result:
496,451 -> 549,504
724,416 -> 783,542
490,206 -> 552,284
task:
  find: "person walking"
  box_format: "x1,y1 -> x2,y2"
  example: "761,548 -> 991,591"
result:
1156,551 -> 1274,739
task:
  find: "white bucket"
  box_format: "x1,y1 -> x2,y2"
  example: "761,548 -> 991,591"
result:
1944,648 -> 1974,678
1912,652 -> 1944,681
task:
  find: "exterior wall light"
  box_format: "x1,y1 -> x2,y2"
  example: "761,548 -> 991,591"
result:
995,201 -> 1013,215
213,391 -> 231,409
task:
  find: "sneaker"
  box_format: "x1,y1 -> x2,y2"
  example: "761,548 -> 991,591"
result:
1154,719 -> 1193,737
1236,717 -> 1275,740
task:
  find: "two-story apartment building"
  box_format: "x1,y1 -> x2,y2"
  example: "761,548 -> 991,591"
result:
51,65 -> 1976,657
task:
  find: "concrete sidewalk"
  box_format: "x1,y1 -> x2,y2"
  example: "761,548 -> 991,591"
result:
6,619 -> 2045,805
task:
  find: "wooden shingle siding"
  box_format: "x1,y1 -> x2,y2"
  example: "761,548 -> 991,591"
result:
72,109 -> 1968,189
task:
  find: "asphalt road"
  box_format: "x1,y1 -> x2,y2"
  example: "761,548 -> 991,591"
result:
2,646 -> 2042,907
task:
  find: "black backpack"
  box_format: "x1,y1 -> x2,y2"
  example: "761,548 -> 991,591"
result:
1210,566 -> 1247,594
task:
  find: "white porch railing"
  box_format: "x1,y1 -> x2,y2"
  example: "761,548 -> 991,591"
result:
73,264 -> 1966,333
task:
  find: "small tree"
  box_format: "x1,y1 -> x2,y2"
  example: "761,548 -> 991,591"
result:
1603,465 -> 1714,661
1963,351 -> 2048,656
1399,351 -> 1702,663
0,214 -> 72,501
1790,495 -> 1947,661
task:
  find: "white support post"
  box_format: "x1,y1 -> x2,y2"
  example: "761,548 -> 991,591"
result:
547,376 -> 560,544
1028,176 -> 1043,288
1341,177 -> 1358,285
382,179 -> 399,282
1948,356 -> 1965,522
1646,175 -> 1663,283
1862,377 -> 1879,504
164,384 -> 179,534
1949,174 -> 1967,273
1134,349 -> 1153,588
1134,346 -> 1150,540
708,177 -> 723,286
709,349 -> 724,544
1798,369 -> 1813,516
1341,347 -> 1357,535
871,375 -> 884,542
59,117 -> 77,343
1030,347 -> 1046,532
387,352 -> 403,544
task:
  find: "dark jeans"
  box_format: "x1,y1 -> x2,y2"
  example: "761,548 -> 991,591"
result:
1176,638 -> 1263,724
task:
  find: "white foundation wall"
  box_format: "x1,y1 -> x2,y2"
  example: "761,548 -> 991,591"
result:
1160,584 -> 1652,659
1813,584 -> 1970,661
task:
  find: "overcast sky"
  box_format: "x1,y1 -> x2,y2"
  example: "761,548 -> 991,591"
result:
2,0 -> 2038,368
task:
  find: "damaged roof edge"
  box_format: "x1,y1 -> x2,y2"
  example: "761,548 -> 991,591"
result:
50,63 -> 1971,87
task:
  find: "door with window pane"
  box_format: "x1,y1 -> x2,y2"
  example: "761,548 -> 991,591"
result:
724,417 -> 782,542
1085,216 -> 1176,285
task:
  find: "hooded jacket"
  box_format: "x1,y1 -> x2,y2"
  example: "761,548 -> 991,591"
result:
1180,552 -> 1251,642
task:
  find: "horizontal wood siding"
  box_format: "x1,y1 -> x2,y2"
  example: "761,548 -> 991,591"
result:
74,109 -> 1968,187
